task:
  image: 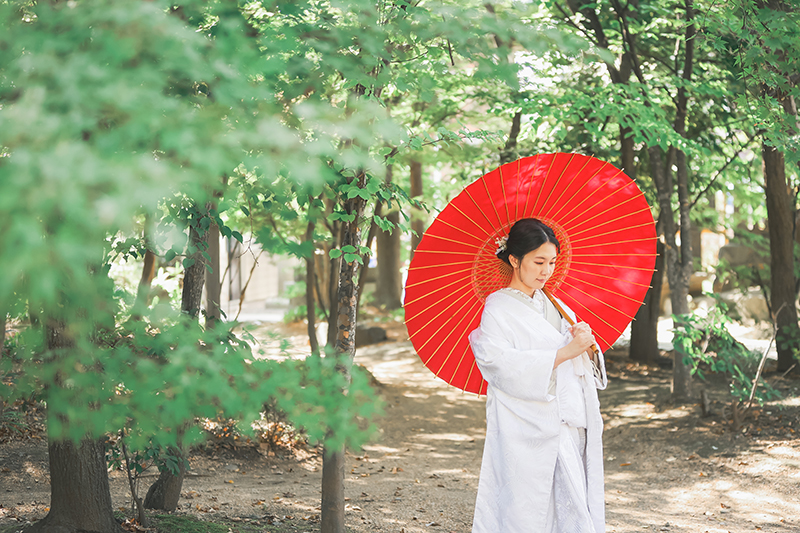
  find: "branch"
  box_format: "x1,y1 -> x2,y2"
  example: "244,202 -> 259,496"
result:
234,249 -> 264,322
689,131 -> 758,210
610,0 -> 648,88
552,1 -> 602,48
120,434 -> 148,528
746,304 -> 784,412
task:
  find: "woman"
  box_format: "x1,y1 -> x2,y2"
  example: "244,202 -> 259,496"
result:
468,218 -> 607,533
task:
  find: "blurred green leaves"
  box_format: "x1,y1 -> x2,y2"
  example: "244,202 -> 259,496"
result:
0,0 -> 578,451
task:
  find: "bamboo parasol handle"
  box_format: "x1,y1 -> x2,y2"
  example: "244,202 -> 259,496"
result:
542,288 -> 601,363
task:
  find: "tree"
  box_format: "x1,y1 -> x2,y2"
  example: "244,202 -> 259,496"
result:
375,165 -> 403,309
0,2 -> 380,530
238,2 -> 577,530
728,0 -> 800,372
532,0 -> 760,399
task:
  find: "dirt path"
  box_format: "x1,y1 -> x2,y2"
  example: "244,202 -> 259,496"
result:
2,332 -> 800,532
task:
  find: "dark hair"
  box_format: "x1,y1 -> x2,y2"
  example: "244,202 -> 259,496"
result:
496,218 -> 560,265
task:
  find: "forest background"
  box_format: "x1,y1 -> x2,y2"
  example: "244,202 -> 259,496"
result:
1,0 -> 799,532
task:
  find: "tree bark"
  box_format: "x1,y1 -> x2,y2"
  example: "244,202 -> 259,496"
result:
27,322 -> 122,533
655,0 -> 696,401
321,446 -> 346,533
181,224 -> 208,319
649,145 -> 693,400
205,219 -> 221,329
499,111 -> 522,165
375,210 -> 402,309
763,142 -> 799,371
326,225 -> 343,349
321,171 -> 369,533
670,147 -> 695,400
27,438 -> 122,533
356,200 -> 382,323
409,160 -> 424,255
0,312 -> 6,353
620,126 -> 636,177
135,249 -> 157,310
629,238 -> 665,362
305,216 -> 320,354
375,164 -> 402,309
619,127 -> 663,363
143,449 -> 187,511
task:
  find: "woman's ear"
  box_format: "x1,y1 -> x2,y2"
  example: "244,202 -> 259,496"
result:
509,255 -> 519,269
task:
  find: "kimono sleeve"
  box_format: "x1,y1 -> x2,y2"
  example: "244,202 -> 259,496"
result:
557,297 -> 609,391
468,304 -> 559,402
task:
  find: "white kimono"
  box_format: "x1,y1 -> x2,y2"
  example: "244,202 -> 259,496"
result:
468,289 -> 608,533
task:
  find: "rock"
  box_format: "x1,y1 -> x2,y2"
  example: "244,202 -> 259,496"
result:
355,326 -> 388,347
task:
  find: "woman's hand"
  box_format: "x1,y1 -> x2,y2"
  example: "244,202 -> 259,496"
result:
554,322 -> 595,368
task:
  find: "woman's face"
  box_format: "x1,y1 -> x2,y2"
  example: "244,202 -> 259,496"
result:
508,242 -> 558,294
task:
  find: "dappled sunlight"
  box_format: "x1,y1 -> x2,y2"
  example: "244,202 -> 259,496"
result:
205,321 -> 800,532
413,432 -> 478,442
361,444 -> 401,455
606,473 -> 800,531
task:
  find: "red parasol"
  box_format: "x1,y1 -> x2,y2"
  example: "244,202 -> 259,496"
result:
404,153 -> 657,394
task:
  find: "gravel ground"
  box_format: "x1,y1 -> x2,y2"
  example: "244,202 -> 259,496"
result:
2,324 -> 800,533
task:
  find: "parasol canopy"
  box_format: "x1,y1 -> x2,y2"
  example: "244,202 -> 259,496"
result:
404,153 -> 658,394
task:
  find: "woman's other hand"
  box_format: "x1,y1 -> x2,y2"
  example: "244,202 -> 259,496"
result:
554,322 -> 594,368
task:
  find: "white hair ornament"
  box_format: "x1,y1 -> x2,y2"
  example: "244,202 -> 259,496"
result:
495,235 -> 509,255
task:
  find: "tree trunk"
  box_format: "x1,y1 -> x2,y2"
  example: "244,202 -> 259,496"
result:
499,111 -> 522,165
27,438 -> 122,533
181,224 -> 208,319
356,201 -> 382,323
326,225 -> 343,349
321,171 -> 369,533
375,210 -> 402,309
670,147 -> 695,400
0,312 -> 6,353
375,164 -> 402,309
763,142 -> 799,371
658,0 -> 696,401
321,446 -> 346,533
649,145 -> 693,400
620,126 -> 636,176
135,249 -> 157,310
143,450 -> 186,511
146,218 -> 209,511
620,127 -> 663,363
305,217 -> 320,354
629,238 -> 665,362
409,160 -> 424,254
27,322 -> 122,533
205,219 -> 221,329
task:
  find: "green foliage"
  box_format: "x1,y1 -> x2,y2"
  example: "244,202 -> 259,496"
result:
0,409 -> 29,440
150,515 -> 231,533
0,0 -> 590,458
0,0 -> 414,452
723,0 -> 800,160
673,297 -> 780,406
